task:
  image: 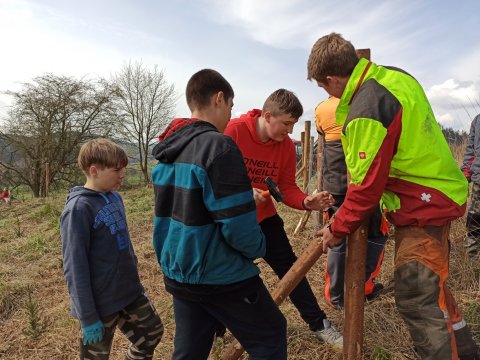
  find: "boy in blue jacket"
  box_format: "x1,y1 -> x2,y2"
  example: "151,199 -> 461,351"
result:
61,138 -> 163,360
151,69 -> 287,360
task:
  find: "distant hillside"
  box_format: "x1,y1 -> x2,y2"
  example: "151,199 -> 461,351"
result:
0,135 -> 155,165
111,139 -> 157,164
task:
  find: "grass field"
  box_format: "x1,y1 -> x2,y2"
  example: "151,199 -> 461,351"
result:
0,184 -> 479,359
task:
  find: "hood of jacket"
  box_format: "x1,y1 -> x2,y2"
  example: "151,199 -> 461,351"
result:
152,119 -> 218,163
65,186 -> 102,205
239,109 -> 267,146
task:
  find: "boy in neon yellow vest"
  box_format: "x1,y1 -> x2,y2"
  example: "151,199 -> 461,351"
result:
308,33 -> 479,360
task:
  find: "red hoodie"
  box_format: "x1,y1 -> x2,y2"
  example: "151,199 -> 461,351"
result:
225,109 -> 306,223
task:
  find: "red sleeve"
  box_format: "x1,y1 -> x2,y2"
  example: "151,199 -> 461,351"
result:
330,112 -> 401,238
278,140 -> 306,210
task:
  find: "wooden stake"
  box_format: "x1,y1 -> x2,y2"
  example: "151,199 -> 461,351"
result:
295,165 -> 305,180
356,48 -> 371,60
294,210 -> 311,236
309,135 -> 314,182
341,49 -> 370,359
315,135 -> 324,228
344,219 -> 369,360
302,122 -> 311,192
293,189 -> 318,236
300,131 -> 305,166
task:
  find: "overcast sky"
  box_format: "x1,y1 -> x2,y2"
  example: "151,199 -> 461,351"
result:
1,0 -> 479,140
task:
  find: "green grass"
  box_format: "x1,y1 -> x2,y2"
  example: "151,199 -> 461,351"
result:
22,235 -> 57,260
1,173 -> 479,359
31,202 -> 62,219
371,346 -> 392,360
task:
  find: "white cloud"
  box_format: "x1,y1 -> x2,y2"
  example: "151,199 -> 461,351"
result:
426,79 -> 480,131
204,0 -> 421,53
428,79 -> 480,108
2,0 -> 479,137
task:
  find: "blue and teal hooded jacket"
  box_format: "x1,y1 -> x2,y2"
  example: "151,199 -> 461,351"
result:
151,119 -> 265,285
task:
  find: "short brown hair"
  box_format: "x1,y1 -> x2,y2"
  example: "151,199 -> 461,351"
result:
186,69 -> 234,111
78,138 -> 128,174
307,33 -> 358,83
262,89 -> 303,120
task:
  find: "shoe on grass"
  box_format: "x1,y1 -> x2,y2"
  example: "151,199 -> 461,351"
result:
314,319 -> 343,349
365,283 -> 384,302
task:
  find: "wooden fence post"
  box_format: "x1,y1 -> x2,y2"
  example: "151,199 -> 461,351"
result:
344,220 -> 369,360
302,122 -> 311,192
343,46 -> 370,360
315,135 -> 324,228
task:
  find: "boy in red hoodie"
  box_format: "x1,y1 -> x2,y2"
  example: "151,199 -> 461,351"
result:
224,89 -> 343,348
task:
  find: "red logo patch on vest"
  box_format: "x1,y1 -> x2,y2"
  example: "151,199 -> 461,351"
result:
359,152 -> 366,159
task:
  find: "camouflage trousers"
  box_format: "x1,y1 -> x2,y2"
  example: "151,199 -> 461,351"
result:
80,294 -> 164,360
466,183 -> 480,256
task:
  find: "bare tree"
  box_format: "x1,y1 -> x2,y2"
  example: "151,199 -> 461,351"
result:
112,62 -> 176,184
0,74 -> 115,197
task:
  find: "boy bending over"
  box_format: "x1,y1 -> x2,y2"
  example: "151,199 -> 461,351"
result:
224,89 -> 343,348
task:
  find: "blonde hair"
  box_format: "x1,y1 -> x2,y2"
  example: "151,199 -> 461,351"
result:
262,89 -> 303,119
78,138 -> 128,174
307,33 -> 358,83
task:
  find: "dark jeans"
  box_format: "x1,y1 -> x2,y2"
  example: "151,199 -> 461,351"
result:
325,196 -> 388,307
260,214 -> 326,331
171,280 -> 287,360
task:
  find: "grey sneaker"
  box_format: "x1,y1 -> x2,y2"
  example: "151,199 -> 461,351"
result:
314,319 -> 343,349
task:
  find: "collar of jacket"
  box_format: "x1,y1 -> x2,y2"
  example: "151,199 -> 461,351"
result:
336,58 -> 376,126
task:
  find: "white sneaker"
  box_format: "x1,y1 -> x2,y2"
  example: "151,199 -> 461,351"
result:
314,319 -> 343,349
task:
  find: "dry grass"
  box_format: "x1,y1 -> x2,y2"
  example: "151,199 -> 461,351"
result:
0,179 -> 479,359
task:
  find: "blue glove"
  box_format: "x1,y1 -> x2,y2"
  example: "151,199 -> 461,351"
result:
82,320 -> 104,345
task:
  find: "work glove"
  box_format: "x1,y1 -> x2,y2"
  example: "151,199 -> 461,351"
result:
82,320 -> 104,345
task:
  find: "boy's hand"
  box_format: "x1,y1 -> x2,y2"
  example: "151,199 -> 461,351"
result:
303,191 -> 334,211
315,224 -> 343,252
82,320 -> 104,345
253,188 -> 269,205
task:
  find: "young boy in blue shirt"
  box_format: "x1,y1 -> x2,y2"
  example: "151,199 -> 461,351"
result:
61,138 -> 163,359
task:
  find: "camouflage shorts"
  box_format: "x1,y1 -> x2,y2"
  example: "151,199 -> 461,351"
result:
80,293 -> 164,360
